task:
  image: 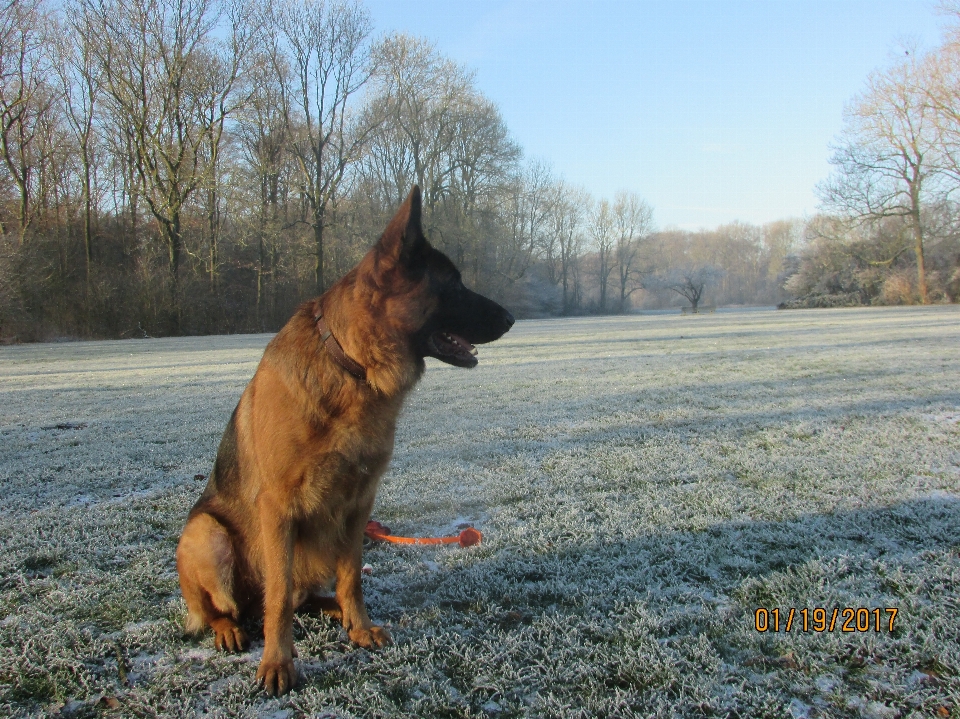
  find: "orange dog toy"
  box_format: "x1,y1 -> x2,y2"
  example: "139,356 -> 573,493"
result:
364,520 -> 482,548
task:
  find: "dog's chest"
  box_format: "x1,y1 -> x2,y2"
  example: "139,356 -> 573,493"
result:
292,449 -> 388,532
297,411 -> 397,513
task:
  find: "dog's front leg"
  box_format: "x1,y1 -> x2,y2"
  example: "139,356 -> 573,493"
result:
255,498 -> 298,696
336,527 -> 391,649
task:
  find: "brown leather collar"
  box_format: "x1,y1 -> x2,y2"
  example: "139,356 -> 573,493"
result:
314,313 -> 367,381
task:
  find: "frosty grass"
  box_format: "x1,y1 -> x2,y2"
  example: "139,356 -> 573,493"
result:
1,306 -> 959,718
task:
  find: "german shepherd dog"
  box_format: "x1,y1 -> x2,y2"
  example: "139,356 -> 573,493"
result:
175,187 -> 513,695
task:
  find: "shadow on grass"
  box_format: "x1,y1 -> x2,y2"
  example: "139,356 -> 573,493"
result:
378,496 -> 960,637
304,496 -> 959,716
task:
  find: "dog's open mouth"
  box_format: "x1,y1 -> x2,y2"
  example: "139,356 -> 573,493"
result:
429,331 -> 479,367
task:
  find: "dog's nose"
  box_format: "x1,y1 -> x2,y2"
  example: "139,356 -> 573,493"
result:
503,311 -> 515,329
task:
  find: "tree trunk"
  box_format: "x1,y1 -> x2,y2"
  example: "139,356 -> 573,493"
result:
314,205 -> 325,296
257,232 -> 265,331
209,185 -> 218,286
911,209 -> 928,304
83,159 -> 93,287
126,149 -> 138,259
16,173 -> 29,244
166,211 -> 182,333
598,264 -> 607,312
560,253 -> 569,315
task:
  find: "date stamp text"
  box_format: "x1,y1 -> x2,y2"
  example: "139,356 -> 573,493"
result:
754,607 -> 898,633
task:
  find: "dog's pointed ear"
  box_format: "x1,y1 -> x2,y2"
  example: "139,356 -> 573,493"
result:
378,186 -> 425,265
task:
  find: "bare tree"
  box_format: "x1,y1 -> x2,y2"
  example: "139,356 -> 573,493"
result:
818,55 -> 942,303
500,159 -> 553,289
590,199 -> 615,312
52,4 -> 102,286
442,93 -> 518,286
198,29 -> 252,288
235,50 -> 293,329
364,33 -> 521,292
366,34 -> 472,216
270,0 -> 374,295
923,38 -> 960,201
545,182 -> 589,314
83,0 -> 250,328
661,266 -> 722,312
612,190 -> 654,312
0,0 -> 55,242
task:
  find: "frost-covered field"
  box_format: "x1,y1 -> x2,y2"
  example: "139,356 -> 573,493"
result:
1,306 -> 959,718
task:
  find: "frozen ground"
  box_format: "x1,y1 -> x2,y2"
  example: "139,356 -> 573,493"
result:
1,306 -> 959,718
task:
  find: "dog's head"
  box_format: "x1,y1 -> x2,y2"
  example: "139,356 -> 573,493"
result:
366,186 -> 514,368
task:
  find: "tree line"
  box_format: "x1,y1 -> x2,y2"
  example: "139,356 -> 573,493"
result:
787,4 -> 960,308
1,0 -> 957,342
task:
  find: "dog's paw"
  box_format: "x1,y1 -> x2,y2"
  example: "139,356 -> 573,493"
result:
256,656 -> 298,696
210,619 -> 248,653
349,624 -> 391,648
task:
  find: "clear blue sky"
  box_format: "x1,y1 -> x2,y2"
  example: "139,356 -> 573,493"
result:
364,0 -> 947,230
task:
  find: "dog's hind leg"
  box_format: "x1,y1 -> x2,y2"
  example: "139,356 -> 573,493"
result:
176,512 -> 249,652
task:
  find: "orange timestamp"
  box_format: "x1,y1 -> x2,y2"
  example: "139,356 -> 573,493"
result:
754,607 -> 898,633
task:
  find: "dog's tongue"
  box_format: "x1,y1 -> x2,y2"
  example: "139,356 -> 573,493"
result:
430,330 -> 477,367
432,331 -> 478,363
440,332 -> 477,355
449,333 -> 477,356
